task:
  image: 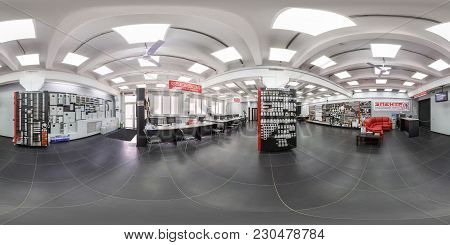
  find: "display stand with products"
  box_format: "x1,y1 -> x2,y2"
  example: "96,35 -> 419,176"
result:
258,88 -> 297,152
307,101 -> 372,128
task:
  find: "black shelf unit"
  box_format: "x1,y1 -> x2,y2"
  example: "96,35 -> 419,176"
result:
259,88 -> 297,152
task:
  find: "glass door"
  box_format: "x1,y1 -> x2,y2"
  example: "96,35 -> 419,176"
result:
125,103 -> 136,129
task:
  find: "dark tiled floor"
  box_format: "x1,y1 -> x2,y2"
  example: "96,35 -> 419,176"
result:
0,122 -> 450,224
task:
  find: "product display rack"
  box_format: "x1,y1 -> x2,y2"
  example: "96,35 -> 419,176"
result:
308,101 -> 372,129
258,88 -> 297,152
14,91 -> 49,147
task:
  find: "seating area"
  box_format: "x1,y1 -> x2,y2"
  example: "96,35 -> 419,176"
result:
363,117 -> 393,136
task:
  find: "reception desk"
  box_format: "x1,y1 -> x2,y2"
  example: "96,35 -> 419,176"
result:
400,118 -> 419,137
146,122 -> 215,145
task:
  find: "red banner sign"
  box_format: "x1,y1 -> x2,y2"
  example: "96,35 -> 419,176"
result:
373,101 -> 410,112
413,91 -> 427,99
168,80 -> 202,93
233,98 -> 241,103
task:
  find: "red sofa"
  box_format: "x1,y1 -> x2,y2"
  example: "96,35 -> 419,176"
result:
363,117 -> 392,135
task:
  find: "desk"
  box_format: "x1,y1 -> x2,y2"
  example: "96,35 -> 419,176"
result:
146,122 -> 215,145
400,118 -> 419,137
356,133 -> 382,146
206,117 -> 243,128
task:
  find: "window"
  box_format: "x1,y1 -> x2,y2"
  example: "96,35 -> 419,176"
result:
124,95 -> 136,103
154,95 -> 162,115
196,98 -> 202,115
189,98 -> 196,114
202,99 -> 207,115
218,101 -> 223,114
170,96 -> 178,115
163,95 -> 170,114
211,101 -> 217,114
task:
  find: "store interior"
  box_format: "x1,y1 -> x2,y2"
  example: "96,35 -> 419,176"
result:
0,0 -> 450,224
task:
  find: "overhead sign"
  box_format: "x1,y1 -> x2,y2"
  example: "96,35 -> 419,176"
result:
168,80 -> 202,93
413,91 -> 427,99
373,101 -> 410,112
233,97 -> 241,103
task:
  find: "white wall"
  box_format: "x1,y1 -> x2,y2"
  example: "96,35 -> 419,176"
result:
430,88 -> 450,135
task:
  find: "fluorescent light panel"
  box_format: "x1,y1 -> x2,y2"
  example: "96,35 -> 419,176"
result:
403,81 -> 415,86
188,63 -> 209,74
16,54 -> 39,66
272,8 -> 356,36
307,92 -> 314,95
118,86 -> 129,90
411,72 -> 428,80
428,59 -> 450,71
211,47 -> 242,63
144,73 -> 158,80
399,90 -> 407,93
269,48 -> 297,62
318,88 -> 327,92
112,24 -> 170,44
243,80 -> 256,85
369,88 -> 377,92
156,84 -> 166,88
225,83 -> 237,88
62,52 -> 89,66
334,71 -> 351,79
370,44 -> 401,58
384,88 -> 393,92
178,76 -> 191,82
238,90 -> 245,94
288,81 -> 299,86
0,19 -> 36,43
138,57 -> 159,67
310,55 -> 336,69
376,79 -> 387,84
354,89 -> 362,93
136,84 -> 147,88
111,77 -> 125,83
212,87 -> 221,91
305,84 -> 316,89
93,65 -> 113,75
426,22 -> 450,42
347,81 -> 359,86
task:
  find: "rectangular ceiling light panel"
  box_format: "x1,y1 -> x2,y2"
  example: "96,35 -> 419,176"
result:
93,65 -> 113,75
112,24 -> 170,44
370,44 -> 401,58
243,80 -> 256,85
225,83 -> 237,88
156,83 -> 166,88
411,72 -> 428,80
310,55 -> 337,69
403,81 -> 415,86
111,77 -> 125,83
16,54 -> 40,66
136,84 -> 147,88
305,84 -> 316,89
384,88 -> 393,92
0,19 -> 36,43
188,63 -> 209,74
178,76 -> 191,82
376,79 -> 387,84
288,81 -> 299,86
428,59 -> 450,71
144,73 -> 158,80
369,88 -> 377,92
426,22 -> 450,42
334,71 -> 351,79
62,52 -> 89,66
269,48 -> 297,62
347,81 -> 359,86
138,57 -> 160,67
211,47 -> 242,63
118,86 -> 129,90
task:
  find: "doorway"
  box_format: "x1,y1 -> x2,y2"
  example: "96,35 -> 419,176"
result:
124,103 -> 136,129
248,107 -> 258,121
418,98 -> 431,129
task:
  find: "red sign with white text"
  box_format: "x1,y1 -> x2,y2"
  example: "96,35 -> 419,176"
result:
233,98 -> 241,103
373,101 -> 410,112
168,80 -> 202,93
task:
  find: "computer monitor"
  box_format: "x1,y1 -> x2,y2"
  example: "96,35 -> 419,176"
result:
148,117 -> 159,125
198,116 -> 205,123
214,115 -> 219,120
166,117 -> 176,125
233,114 -> 239,118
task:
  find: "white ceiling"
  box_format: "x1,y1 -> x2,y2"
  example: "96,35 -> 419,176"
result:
0,0 -> 449,97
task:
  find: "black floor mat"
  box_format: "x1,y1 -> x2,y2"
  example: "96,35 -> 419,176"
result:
106,129 -> 137,141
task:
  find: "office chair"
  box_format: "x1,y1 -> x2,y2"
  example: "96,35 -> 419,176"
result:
143,129 -> 163,154
212,123 -> 225,138
177,129 -> 197,152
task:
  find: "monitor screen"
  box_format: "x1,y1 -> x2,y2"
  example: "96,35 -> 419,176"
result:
435,91 -> 448,103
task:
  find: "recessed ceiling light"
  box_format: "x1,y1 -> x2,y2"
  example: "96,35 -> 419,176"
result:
354,89 -> 362,93
297,95 -> 304,98
138,57 -> 160,67
305,84 -> 316,89
112,24 -> 170,44
384,88 -> 393,92
188,63 -> 209,74
403,81 -> 415,86
156,83 -> 166,88
212,86 -> 221,91
62,52 -> 89,66
93,65 -> 113,75
16,54 -> 39,66
0,19 -> 36,43
370,44 -> 401,58
323,94 -> 331,97
334,71 -> 351,79
211,47 -> 242,63
374,67 -> 391,75
243,80 -> 256,85
269,48 -> 297,62
307,92 -> 314,95
118,86 -> 129,90
399,90 -> 407,93
111,77 -> 125,83
411,72 -> 428,80
376,79 -> 387,84
136,84 -> 147,88
144,73 -> 158,80
315,96 -> 322,99
238,90 -> 245,94
310,55 -> 337,69
178,76 -> 191,82
426,22 -> 450,42
251,90 -> 258,93
288,81 -> 299,86
428,59 -> 450,71
296,91 -> 303,94
225,83 -> 237,88
318,88 -> 328,92
347,81 -> 359,86
369,88 -> 377,92
272,8 -> 356,36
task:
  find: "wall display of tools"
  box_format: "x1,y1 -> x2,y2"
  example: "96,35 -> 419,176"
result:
308,101 -> 372,128
14,91 -> 49,147
14,91 -> 114,147
258,88 -> 297,152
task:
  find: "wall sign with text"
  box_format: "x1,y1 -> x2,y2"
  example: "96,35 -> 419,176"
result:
168,80 -> 202,93
373,101 -> 410,111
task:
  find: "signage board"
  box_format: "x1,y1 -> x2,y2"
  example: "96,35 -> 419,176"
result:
373,101 -> 410,112
168,80 -> 202,93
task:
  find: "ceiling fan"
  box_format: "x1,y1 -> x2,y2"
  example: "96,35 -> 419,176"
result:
141,40 -> 165,66
367,58 -> 391,78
